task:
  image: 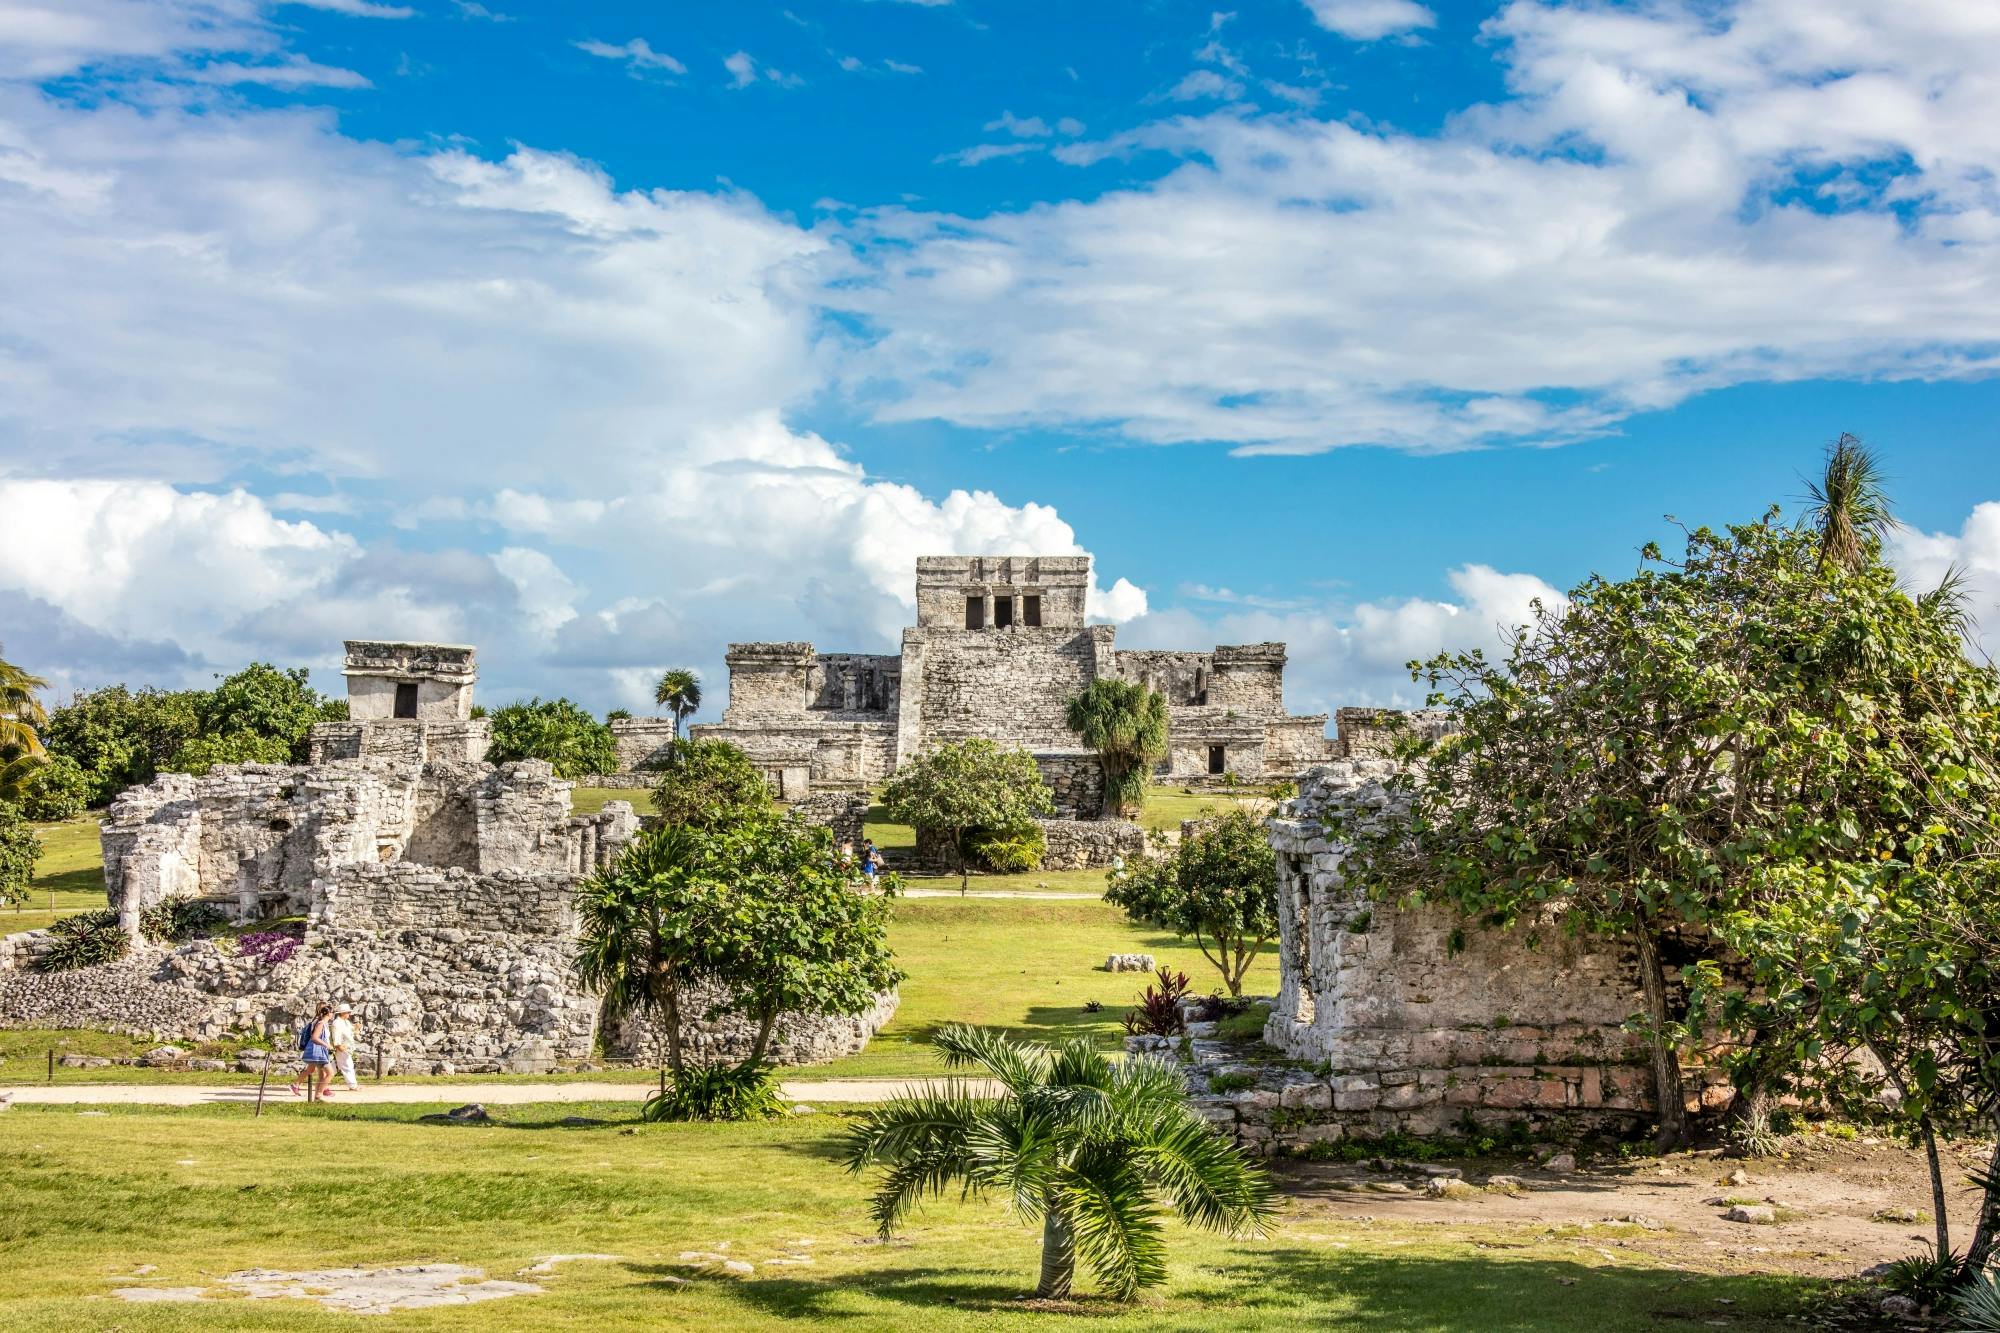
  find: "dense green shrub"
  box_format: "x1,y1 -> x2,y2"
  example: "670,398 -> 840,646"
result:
0,800 -> 41,909
43,685 -> 201,804
38,909 -> 129,972
881,738 -> 1052,892
160,731 -> 293,776
16,753 -> 89,821
966,823 -> 1044,873
641,1063 -> 787,1122
648,738 -> 771,830
195,663 -> 344,762
486,697 -> 618,779
140,895 -> 226,944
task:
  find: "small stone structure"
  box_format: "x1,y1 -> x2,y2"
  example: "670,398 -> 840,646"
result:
0,640 -> 899,1073
1223,759 -> 1686,1148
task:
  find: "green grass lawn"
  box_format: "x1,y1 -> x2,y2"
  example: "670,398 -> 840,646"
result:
4,817 -> 105,934
0,1099 -> 1819,1331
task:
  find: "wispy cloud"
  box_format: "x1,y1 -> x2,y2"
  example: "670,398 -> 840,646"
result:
934,142 -> 1039,167
723,50 -> 802,89
286,0 -> 415,17
575,37 -> 686,76
191,57 -> 371,89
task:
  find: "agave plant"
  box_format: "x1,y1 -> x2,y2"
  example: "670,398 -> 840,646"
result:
841,1025 -> 1274,1300
1955,1271 -> 2000,1332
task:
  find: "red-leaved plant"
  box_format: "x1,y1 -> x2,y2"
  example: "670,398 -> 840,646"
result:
1122,966 -> 1192,1037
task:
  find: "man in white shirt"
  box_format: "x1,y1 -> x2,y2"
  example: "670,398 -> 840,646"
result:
329,1003 -> 360,1092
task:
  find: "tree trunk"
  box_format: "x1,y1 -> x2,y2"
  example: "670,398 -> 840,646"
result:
1918,1113 -> 1951,1260
660,979 -> 686,1077
1633,922 -> 1690,1151
1966,1125 -> 2000,1271
957,827 -> 970,895
1035,1200 -> 1076,1300
736,1006 -> 781,1076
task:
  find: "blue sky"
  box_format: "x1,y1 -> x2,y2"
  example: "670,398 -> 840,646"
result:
2,0 -> 1998,724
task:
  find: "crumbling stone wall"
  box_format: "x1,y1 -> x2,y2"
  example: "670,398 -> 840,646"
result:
308,863 -> 599,1073
790,788 -> 870,849
1333,707 -> 1457,759
911,626 -> 1111,750
1260,760 -> 1659,1139
1033,750 -> 1104,820
612,983 -> 900,1069
1036,819 -> 1146,871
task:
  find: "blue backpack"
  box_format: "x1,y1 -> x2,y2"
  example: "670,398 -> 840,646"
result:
297,1019 -> 315,1052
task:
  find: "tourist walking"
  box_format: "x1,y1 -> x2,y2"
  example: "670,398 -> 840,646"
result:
328,1002 -> 360,1091
862,840 -> 882,886
290,1002 -> 334,1099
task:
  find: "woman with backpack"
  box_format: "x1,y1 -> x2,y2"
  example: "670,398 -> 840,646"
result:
289,1002 -> 335,1100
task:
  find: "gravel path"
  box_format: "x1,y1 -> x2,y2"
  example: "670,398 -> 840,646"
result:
6,1077 -> 1002,1107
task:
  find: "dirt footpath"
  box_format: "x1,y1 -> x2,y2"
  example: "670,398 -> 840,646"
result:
1276,1134 -> 1992,1278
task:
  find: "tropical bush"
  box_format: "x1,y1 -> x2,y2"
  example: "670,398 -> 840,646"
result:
1953,1272 -> 2000,1331
967,823 -> 1044,874
0,800 -> 40,909
161,731 -> 293,776
641,1063 -> 786,1122
486,696 -> 619,779
139,895 -> 226,944
16,753 -> 89,821
648,738 -> 771,830
43,684 -> 202,804
38,909 -> 129,972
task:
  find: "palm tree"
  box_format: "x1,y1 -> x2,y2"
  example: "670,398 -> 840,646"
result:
653,668 -> 702,742
571,824 -> 703,1096
1063,679 -> 1169,818
841,1025 -> 1274,1300
1805,433 -> 1892,573
0,645 -> 49,803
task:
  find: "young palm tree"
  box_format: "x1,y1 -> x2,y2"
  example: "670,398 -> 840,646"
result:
653,668 -> 703,742
571,823 -> 703,1094
842,1025 -> 1275,1300
1805,432 -> 1892,573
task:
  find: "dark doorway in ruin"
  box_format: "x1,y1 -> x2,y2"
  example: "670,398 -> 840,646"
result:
993,597 -> 1014,628
1207,745 -> 1226,775
1023,596 -> 1041,626
394,682 -> 419,718
965,597 -> 984,629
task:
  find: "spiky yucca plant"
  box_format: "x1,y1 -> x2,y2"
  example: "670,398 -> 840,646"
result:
841,1025 -> 1274,1301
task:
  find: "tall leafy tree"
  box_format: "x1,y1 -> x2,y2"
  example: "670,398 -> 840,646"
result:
653,668 -> 703,741
485,697 -> 619,779
194,663 -> 344,762
842,1026 -> 1274,1300
0,800 -> 41,910
44,685 -> 202,804
881,738 -> 1053,893
573,814 -> 900,1108
1105,810 -> 1276,996
1341,510 -> 1914,1149
1063,679 -> 1168,818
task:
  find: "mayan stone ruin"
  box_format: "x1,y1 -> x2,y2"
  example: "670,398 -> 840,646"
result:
0,639 -> 896,1073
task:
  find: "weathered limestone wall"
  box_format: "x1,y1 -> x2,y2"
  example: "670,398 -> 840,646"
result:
912,626 -> 1113,750
1033,750 -> 1104,820
308,718 -> 490,766
1115,650 -> 1214,706
1260,760 -> 1657,1138
310,863 -> 598,1073
1333,707 -> 1457,759
790,788 -> 870,848
914,554 -> 1090,630
101,765 -> 396,935
1037,819 -> 1146,871
606,718 -> 678,782
1209,643 -> 1288,715
613,983 -> 900,1069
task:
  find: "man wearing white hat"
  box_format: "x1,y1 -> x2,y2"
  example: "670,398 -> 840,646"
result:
328,1003 -> 360,1092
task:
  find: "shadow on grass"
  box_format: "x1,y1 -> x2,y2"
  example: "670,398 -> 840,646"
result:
662,1247 -> 1819,1329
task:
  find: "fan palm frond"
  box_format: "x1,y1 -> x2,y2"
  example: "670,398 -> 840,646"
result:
1916,564 -> 1975,638
934,1022 -> 1048,1094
